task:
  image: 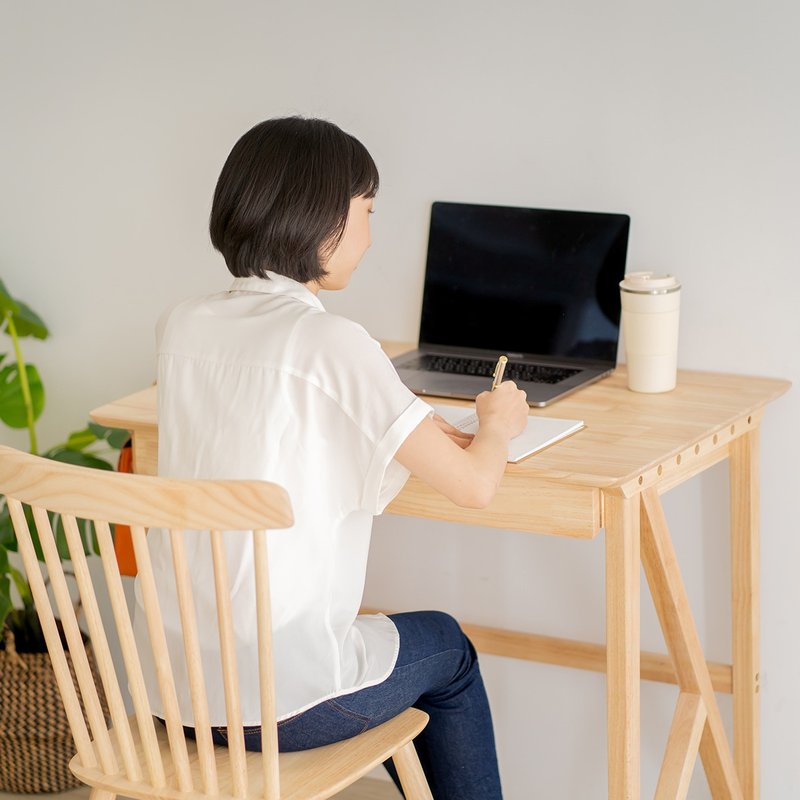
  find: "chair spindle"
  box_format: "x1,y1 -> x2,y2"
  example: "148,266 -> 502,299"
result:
210,529 -> 248,798
130,524 -> 193,792
32,507 -> 118,776
169,528 -> 219,795
253,530 -> 280,799
94,519 -> 167,788
61,512 -> 142,783
6,497 -> 98,770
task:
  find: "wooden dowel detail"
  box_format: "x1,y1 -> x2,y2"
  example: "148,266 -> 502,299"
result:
130,524 -> 193,792
94,519 -> 165,787
210,530 -> 247,798
61,513 -> 141,783
655,692 -> 707,800
6,498 -> 97,769
169,529 -> 219,795
32,507 -> 118,776
393,742 -> 435,800
253,530 -> 280,798
654,446 -> 730,496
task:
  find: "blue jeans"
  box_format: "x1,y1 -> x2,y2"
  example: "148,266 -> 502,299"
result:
206,611 -> 502,799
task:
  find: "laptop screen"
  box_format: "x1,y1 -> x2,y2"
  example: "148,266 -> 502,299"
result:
419,202 -> 630,365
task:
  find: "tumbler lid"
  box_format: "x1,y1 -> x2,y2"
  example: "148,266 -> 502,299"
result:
620,272 -> 681,295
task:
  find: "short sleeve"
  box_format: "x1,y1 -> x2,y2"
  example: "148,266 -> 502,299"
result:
155,305 -> 173,349
156,297 -> 194,351
307,315 -> 433,515
363,394 -> 433,514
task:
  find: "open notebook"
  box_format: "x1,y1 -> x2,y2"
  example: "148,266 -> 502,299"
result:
430,402 -> 584,463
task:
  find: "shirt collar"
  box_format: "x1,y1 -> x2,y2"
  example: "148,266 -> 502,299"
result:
229,272 -> 325,311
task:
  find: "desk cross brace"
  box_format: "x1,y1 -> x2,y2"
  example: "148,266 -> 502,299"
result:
639,488 -> 742,800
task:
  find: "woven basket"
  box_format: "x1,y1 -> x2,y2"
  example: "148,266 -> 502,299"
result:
0,623 -> 109,793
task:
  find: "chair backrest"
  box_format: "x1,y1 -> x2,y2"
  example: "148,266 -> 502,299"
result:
0,445 -> 293,799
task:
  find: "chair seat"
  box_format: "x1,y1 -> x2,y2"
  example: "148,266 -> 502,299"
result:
70,708 -> 429,800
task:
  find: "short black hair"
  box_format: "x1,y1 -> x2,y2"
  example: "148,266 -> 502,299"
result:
209,117 -> 379,283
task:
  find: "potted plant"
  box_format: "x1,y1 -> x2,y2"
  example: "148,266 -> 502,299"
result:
0,277 -> 125,792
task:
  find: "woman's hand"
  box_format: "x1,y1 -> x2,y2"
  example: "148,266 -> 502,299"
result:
432,413 -> 474,449
395,383 -> 528,509
475,380 -> 529,439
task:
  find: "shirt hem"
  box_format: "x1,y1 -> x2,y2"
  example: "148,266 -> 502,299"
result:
275,612 -> 401,723
148,614 -> 402,728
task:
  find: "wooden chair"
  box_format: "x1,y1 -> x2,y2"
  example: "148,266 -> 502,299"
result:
0,446 -> 433,800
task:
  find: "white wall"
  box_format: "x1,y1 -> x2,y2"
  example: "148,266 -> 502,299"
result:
2,1 -> 798,797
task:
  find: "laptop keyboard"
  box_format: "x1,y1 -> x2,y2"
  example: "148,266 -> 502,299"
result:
414,355 -> 579,385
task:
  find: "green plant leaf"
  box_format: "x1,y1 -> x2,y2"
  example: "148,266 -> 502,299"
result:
47,511 -> 97,559
52,513 -> 71,559
0,574 -> 12,633
0,501 -> 43,561
23,504 -> 43,561
65,427 -> 98,451
88,422 -> 129,450
87,421 -> 110,438
46,447 -> 114,471
12,301 -> 49,339
76,518 -> 99,556
8,564 -> 31,607
90,519 -> 100,555
0,499 -> 16,551
0,362 -> 45,428
0,279 -> 20,316
108,429 -> 130,449
81,518 -> 100,557
0,280 -> 48,339
0,545 -> 14,631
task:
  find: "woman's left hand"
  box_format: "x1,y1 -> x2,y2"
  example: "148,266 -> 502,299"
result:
432,414 -> 474,449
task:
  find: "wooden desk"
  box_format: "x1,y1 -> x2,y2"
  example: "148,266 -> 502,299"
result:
91,344 -> 789,800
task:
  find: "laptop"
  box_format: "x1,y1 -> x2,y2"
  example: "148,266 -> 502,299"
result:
392,201 -> 631,406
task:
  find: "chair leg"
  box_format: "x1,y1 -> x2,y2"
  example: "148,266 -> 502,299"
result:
89,789 -> 116,800
392,742 -> 434,800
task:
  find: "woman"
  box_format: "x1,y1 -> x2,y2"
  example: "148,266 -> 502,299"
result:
137,116 -> 528,799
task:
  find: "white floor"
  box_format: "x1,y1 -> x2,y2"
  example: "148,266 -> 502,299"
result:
0,777 -> 398,800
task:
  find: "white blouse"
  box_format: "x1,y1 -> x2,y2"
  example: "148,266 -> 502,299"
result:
133,273 -> 432,724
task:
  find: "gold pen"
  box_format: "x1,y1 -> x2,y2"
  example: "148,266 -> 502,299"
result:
491,355 -> 508,391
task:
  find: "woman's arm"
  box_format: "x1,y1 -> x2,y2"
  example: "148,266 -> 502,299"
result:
394,381 -> 529,509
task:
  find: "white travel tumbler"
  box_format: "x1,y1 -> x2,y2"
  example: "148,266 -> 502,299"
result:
619,272 -> 681,393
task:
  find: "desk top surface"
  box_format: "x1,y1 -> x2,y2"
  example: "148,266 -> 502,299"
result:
91,342 -> 790,494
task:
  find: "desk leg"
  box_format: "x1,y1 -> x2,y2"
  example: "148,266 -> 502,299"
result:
641,489 -> 742,799
730,430 -> 760,800
605,493 -> 640,800
131,428 -> 158,477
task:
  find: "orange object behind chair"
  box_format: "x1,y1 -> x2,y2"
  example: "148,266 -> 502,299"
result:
114,439 -> 137,576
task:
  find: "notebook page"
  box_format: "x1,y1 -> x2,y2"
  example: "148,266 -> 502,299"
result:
430,403 -> 584,463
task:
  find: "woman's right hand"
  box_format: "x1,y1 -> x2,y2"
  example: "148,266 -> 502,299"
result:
475,381 -> 529,439
395,379 -> 530,509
